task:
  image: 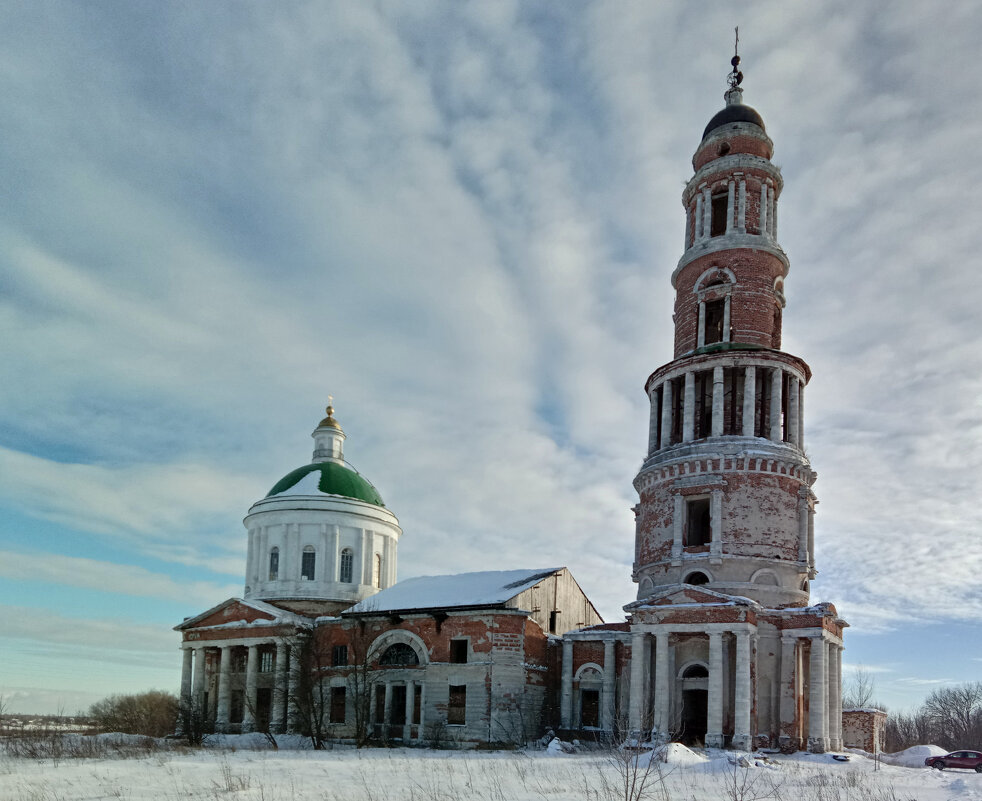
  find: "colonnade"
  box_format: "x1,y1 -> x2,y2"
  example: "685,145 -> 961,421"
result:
648,363 -> 804,455
179,639 -> 290,733
781,632 -> 843,752
369,679 -> 424,741
559,639 -> 617,732
686,175 -> 777,249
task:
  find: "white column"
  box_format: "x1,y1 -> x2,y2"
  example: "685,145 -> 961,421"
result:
653,631 -> 670,741
779,635 -> 798,749
808,637 -> 828,752
711,365 -> 724,437
831,645 -> 843,750
682,372 -> 695,443
770,188 -> 778,239
242,644 -> 258,732
180,647 -> 193,714
787,378 -> 800,447
697,301 -> 706,348
737,177 -> 747,232
808,506 -> 816,571
702,187 -> 712,239
383,683 -> 393,735
769,369 -> 783,442
733,631 -> 752,750
193,647 -> 207,713
710,489 -> 723,560
759,183 -> 768,237
287,645 -> 301,733
722,296 -> 731,343
824,641 -> 834,750
798,382 -> 805,451
648,389 -> 660,455
602,640 -> 616,732
560,639 -> 574,729
672,494 -> 684,562
695,193 -> 704,241
742,366 -> 756,437
271,642 -> 288,733
706,632 -> 724,747
798,493 -> 810,564
404,682 -> 415,741
660,380 -> 673,449
215,646 -> 231,732
628,630 -> 648,734
684,206 -> 693,250
725,180 -> 736,233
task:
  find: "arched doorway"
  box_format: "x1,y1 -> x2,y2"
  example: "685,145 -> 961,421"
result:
678,664 -> 709,746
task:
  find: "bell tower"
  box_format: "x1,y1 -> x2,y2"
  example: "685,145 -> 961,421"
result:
634,51 -> 816,609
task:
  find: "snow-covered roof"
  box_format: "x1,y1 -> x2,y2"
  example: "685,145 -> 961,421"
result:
345,568 -> 563,614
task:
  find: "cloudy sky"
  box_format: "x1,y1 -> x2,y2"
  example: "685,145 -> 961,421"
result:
1,1 -> 980,716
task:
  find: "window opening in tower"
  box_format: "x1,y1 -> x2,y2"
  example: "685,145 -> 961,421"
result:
781,372 -> 792,442
754,370 -> 772,438
301,548 -> 315,581
723,367 -> 744,435
670,376 -> 684,444
772,305 -> 782,349
653,385 -> 664,451
704,298 -> 726,345
694,370 -> 713,439
710,193 -> 728,237
685,498 -> 712,547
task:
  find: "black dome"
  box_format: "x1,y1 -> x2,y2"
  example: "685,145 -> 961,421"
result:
702,104 -> 765,140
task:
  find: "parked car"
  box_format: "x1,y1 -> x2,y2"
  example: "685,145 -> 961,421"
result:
924,751 -> 982,772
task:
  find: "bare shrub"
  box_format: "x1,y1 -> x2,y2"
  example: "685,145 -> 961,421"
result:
89,690 -> 178,737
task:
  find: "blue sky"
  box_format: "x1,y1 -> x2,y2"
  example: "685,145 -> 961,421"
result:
1,2 -> 980,715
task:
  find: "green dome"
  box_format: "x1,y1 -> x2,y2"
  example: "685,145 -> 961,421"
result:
266,462 -> 385,507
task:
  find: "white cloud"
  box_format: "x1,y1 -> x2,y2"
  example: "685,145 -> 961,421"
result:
0,550 -> 238,606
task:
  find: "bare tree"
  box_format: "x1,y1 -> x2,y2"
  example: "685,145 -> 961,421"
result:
923,682 -> 982,750
288,631 -> 332,749
842,665 -> 879,710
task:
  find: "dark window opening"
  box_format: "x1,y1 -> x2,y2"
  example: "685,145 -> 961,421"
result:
230,691 -> 244,724
379,643 -> 419,666
450,639 -> 468,664
652,385 -> 664,452
255,688 -> 271,730
704,298 -> 726,345
670,377 -> 684,444
332,645 -> 348,667
231,649 -> 247,673
685,499 -> 712,547
683,664 -> 709,678
684,571 -> 710,585
754,370 -> 772,438
413,685 -> 422,724
374,685 -> 386,724
772,305 -> 782,349
259,650 -> 273,673
301,549 -> 316,581
448,685 -> 466,725
268,549 -> 279,581
781,372 -> 792,442
710,194 -> 728,237
389,685 -> 407,728
549,610 -> 559,634
330,686 -> 346,723
723,367 -> 744,436
581,689 -> 600,728
693,371 -> 713,439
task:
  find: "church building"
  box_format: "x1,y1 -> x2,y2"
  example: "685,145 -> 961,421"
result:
176,57 -> 845,751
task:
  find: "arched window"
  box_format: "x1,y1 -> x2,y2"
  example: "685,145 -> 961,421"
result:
379,643 -> 419,666
268,548 -> 279,581
682,664 -> 709,679
372,553 -> 382,588
339,548 -> 353,584
301,546 -> 316,581
683,571 -> 710,585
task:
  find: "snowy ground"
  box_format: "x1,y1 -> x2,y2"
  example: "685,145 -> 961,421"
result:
0,736 -> 977,801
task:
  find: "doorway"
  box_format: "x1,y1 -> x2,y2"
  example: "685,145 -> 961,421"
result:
680,689 -> 708,746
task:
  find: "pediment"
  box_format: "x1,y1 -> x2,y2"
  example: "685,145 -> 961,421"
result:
175,598 -> 280,631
